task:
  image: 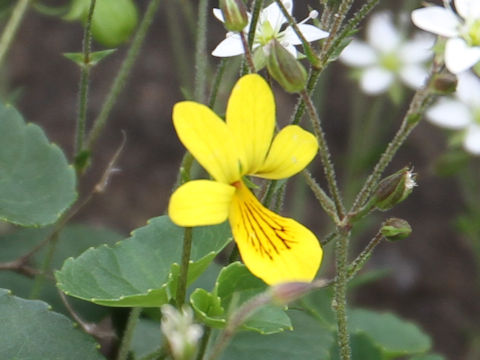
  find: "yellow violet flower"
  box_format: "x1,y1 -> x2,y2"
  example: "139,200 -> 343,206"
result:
168,74 -> 322,285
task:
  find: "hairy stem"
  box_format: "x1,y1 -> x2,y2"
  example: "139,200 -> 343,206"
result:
0,0 -> 32,68
116,307 -> 142,360
86,0 -> 161,150
194,0 -> 209,103
75,0 -> 96,156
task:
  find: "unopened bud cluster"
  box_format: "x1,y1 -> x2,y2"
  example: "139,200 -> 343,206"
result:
372,167 -> 416,211
381,218 -> 412,242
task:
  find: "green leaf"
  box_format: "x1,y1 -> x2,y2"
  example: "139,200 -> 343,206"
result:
0,225 -> 122,321
131,318 -> 163,359
409,355 -> 446,360
0,101 -> 76,226
191,263 -> 292,334
0,288 -> 104,359
330,333 -> 384,360
56,216 -> 232,307
64,49 -> 117,67
220,310 -> 334,360
349,309 -> 432,357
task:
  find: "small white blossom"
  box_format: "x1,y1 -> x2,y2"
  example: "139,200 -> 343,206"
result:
426,71 -> 480,155
340,11 -> 434,95
161,304 -> 203,360
212,0 -> 328,66
412,0 -> 480,74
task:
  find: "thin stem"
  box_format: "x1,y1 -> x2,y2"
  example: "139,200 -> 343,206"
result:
261,180 -> 278,208
247,0 -> 263,49
195,326 -> 212,360
0,0 -> 32,68
334,230 -> 351,360
194,0 -> 209,103
86,0 -> 162,151
290,68 -> 321,125
303,170 -> 339,224
75,0 -> 96,156
208,59 -> 227,109
346,230 -> 384,280
176,227 -> 193,307
319,0 -> 354,60
240,31 -> 255,73
116,307 -> 142,360
273,0 -> 320,67
300,89 -> 345,219
350,78 -> 435,212
29,232 -> 60,299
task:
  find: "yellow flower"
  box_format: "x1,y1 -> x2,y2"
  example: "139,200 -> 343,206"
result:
168,74 -> 322,285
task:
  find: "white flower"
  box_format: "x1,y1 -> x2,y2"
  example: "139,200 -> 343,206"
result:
339,11 -> 434,95
412,0 -> 480,74
212,0 -> 328,62
426,71 -> 480,154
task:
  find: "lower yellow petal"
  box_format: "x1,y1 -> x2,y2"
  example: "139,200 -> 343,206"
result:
169,180 -> 235,227
229,182 -> 322,285
256,125 -> 318,179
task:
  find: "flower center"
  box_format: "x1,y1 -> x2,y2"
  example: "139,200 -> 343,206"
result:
465,19 -> 480,46
380,52 -> 402,72
257,20 -> 279,45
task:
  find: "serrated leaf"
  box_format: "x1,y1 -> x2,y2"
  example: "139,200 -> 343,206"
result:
0,288 -> 104,359
64,49 -> 117,67
191,263 -> 291,334
349,309 -> 432,357
56,216 -> 232,307
0,225 -> 122,321
0,101 -> 76,226
220,310 -> 334,360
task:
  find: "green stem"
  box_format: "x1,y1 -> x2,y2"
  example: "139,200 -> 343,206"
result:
194,0 -> 209,103
29,232 -> 59,299
0,0 -> 31,68
86,0 -> 161,151
350,79 -> 435,212
273,0 -> 320,67
195,326 -> 212,360
208,59 -> 227,109
75,0 -> 96,156
319,0 -> 354,60
116,307 -> 142,360
346,230 -> 383,280
240,31 -> 255,73
290,68 -> 320,125
261,180 -> 278,208
176,227 -> 193,307
334,230 -> 351,360
303,169 -> 339,224
300,89 -> 345,219
247,0 -> 263,49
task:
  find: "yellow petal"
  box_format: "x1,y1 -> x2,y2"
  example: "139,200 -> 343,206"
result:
229,182 -> 322,285
173,101 -> 240,184
226,74 -> 275,174
169,180 -> 235,226
256,125 -> 318,179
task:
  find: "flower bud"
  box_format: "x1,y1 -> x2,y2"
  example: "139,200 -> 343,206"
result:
220,0 -> 249,32
430,72 -> 457,95
372,167 -> 416,211
270,281 -> 314,305
161,304 -> 203,360
266,40 -> 307,93
381,218 -> 412,242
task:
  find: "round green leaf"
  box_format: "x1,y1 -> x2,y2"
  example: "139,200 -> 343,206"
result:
0,288 -> 104,360
56,216 -> 232,307
220,310 -> 334,360
348,309 -> 432,357
0,102 -> 76,226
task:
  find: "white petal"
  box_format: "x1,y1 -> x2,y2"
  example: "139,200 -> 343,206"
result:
282,24 -> 328,46
212,34 -> 244,57
360,67 -> 394,94
399,64 -> 429,89
339,40 -> 377,67
262,0 -> 290,33
411,7 -> 461,37
445,38 -> 480,73
456,71 -> 480,107
366,12 -> 401,53
399,33 -> 435,64
213,8 -> 224,22
426,98 -> 472,129
464,125 -> 480,154
455,0 -> 480,19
